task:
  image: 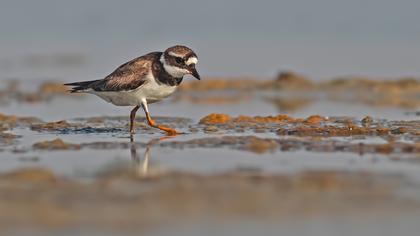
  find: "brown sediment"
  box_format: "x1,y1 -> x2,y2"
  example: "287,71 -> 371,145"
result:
180,72 -> 419,94
1,168 -> 56,184
179,71 -> 314,91
19,93 -> 44,103
86,117 -> 105,124
199,113 -> 232,124
79,135 -> 419,155
243,137 -> 278,154
376,127 -> 391,135
198,114 -> 328,126
304,115 -> 328,124
0,113 -> 43,129
179,77 -> 267,91
178,73 -> 420,109
196,113 -> 420,140
322,77 -> 420,108
203,125 -> 219,133
0,79 -> 81,105
265,97 -> 311,112
39,82 -> 69,95
277,125 -> 371,137
199,113 -> 297,125
361,116 -> 373,127
190,113 -> 418,138
31,120 -> 74,131
391,127 -> 409,135
0,124 -> 8,132
33,138 -> 81,150
271,71 -> 314,89
0,113 -> 17,124
1,75 -> 418,111
0,168 -> 416,232
322,77 -> 420,91
174,94 -> 247,105
234,114 -> 296,123
0,113 -> 417,156
375,144 -> 394,154
0,132 -> 20,145
0,113 -> 18,131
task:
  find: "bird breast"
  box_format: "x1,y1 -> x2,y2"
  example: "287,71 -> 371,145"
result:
133,77 -> 178,103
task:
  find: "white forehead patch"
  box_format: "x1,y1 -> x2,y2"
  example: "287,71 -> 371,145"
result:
168,51 -> 184,58
186,57 -> 198,66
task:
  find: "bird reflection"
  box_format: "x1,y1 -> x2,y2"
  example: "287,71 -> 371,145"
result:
130,135 -> 172,177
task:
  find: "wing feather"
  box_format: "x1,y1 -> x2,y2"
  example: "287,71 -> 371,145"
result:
65,52 -> 162,92
91,57 -> 152,91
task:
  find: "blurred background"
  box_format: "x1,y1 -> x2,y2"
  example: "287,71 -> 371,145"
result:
1,1 -> 420,235
1,0 -> 419,82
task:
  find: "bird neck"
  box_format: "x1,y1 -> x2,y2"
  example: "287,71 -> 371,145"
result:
154,54 -> 183,86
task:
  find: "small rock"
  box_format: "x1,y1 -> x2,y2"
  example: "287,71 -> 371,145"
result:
203,126 -> 219,133
31,120 -> 72,131
361,116 -> 373,127
376,127 -> 390,135
33,138 -> 80,150
199,113 -> 231,124
304,115 -> 327,124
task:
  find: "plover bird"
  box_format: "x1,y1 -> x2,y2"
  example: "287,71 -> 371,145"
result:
65,45 -> 200,135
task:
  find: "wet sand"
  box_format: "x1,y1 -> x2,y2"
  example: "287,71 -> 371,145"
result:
0,74 -> 420,235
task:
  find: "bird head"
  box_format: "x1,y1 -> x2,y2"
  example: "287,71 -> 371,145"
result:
160,45 -> 200,80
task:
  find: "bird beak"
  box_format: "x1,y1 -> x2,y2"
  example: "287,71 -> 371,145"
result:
189,66 -> 201,80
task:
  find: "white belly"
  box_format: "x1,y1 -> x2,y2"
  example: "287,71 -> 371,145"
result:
135,80 -> 178,103
90,80 -> 178,106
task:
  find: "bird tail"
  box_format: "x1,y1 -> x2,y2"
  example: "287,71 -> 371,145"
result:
64,80 -> 100,93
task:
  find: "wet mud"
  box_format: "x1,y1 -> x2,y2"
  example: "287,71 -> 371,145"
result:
1,168 -> 417,234
0,75 -> 419,234
2,73 -> 419,110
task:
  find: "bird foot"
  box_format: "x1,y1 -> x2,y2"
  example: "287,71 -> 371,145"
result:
157,125 -> 182,136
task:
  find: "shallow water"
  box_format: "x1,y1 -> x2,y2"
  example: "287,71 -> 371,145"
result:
0,78 -> 419,235
1,1 -> 420,233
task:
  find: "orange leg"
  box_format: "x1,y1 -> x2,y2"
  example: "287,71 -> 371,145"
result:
129,105 -> 140,134
140,100 -> 181,136
145,111 -> 180,136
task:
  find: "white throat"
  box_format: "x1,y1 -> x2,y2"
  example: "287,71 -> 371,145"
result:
160,54 -> 189,78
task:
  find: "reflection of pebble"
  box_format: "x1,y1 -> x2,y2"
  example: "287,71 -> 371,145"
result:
361,116 -> 373,127
254,128 -> 266,133
203,126 -> 218,133
189,127 -> 199,133
33,138 -> 81,150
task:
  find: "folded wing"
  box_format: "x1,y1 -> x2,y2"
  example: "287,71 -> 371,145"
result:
65,53 -> 160,93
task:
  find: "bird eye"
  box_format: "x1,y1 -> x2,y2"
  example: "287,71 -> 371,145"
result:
175,57 -> 183,64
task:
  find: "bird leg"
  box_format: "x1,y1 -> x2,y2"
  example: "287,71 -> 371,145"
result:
130,105 -> 140,134
145,111 -> 180,136
141,100 -> 180,136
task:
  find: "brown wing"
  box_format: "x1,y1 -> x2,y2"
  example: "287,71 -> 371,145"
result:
90,52 -> 161,92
